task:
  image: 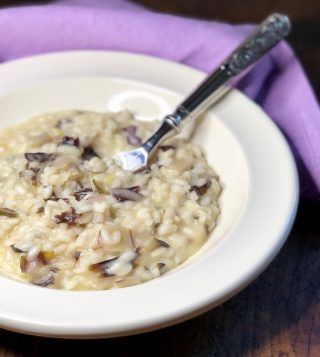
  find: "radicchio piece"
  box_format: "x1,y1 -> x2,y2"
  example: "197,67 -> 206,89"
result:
97,230 -> 104,247
59,136 -> 80,147
53,208 -> 79,226
152,222 -> 160,235
20,255 -> 41,273
128,229 -> 136,249
30,168 -> 39,184
0,207 -> 18,218
135,166 -> 150,175
191,181 -> 212,196
135,247 -> 142,255
10,244 -> 25,253
45,193 -> 70,203
19,167 -> 39,185
157,262 -> 166,274
24,152 -> 57,163
155,238 -> 170,248
74,188 -> 93,201
111,187 -> 143,202
37,206 -> 45,215
32,274 -> 55,287
127,186 -> 141,193
159,145 -> 175,152
45,196 -> 70,203
81,146 -> 99,161
74,251 -> 81,261
55,118 -> 73,128
89,256 -> 119,277
124,126 -> 142,146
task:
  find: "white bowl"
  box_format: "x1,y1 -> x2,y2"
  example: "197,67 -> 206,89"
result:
0,51 -> 298,338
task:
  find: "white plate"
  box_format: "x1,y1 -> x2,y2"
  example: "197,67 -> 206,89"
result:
0,51 -> 298,338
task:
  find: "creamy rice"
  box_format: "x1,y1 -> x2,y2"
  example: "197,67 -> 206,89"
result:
0,110 -> 221,290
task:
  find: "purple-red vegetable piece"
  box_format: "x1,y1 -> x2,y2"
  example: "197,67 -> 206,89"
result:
157,262 -> 166,271
82,146 -> 99,161
54,208 -> 79,226
155,238 -> 170,248
45,193 -> 70,203
24,152 -> 57,163
32,274 -> 55,287
59,136 -> 80,147
74,188 -> 93,201
10,244 -> 24,253
124,126 -> 142,146
0,207 -> 18,218
128,229 -> 136,249
111,187 -> 143,202
55,118 -> 73,128
89,257 -> 119,277
191,181 -> 212,196
159,145 -> 175,152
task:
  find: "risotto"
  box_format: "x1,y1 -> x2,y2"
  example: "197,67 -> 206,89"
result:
0,110 -> 221,290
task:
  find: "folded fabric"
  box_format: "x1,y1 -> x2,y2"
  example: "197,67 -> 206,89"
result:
0,0 -> 319,200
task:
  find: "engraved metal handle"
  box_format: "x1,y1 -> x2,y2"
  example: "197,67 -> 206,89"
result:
227,13 -> 291,75
142,13 -> 291,155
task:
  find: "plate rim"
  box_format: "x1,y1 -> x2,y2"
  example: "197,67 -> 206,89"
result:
0,51 -> 299,338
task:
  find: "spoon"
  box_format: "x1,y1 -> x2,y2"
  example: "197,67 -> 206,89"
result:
114,13 -> 291,172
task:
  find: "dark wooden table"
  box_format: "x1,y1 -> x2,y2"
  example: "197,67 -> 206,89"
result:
0,1 -> 319,356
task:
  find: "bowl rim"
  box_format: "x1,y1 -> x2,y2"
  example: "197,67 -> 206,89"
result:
0,51 -> 299,338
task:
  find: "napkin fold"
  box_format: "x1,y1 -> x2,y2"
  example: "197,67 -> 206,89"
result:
0,0 -> 319,200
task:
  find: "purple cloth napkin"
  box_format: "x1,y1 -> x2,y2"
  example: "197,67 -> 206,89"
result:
0,0 -> 319,200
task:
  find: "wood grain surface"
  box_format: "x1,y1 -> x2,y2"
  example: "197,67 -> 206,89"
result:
0,1 -> 319,356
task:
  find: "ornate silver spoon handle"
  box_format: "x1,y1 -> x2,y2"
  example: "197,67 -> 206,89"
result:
142,13 -> 291,154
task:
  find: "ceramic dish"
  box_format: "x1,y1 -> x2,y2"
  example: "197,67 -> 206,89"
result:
0,51 -> 298,338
